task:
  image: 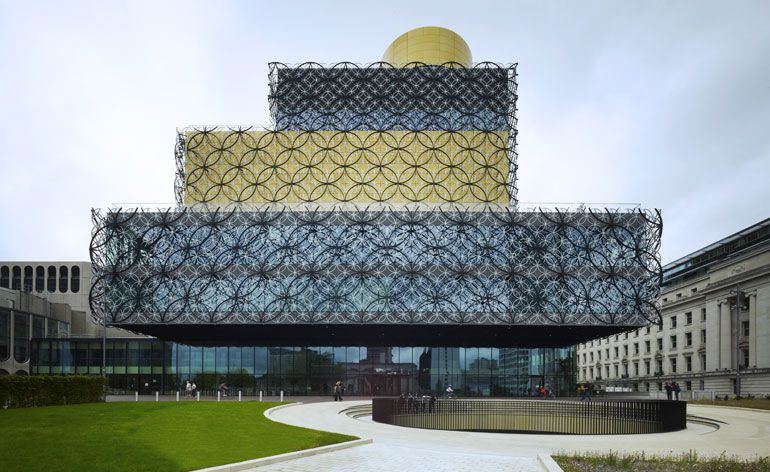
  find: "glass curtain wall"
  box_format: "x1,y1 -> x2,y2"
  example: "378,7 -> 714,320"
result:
30,339 -> 576,396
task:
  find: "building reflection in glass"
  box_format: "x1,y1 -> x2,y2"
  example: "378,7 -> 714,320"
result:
30,339 -> 575,397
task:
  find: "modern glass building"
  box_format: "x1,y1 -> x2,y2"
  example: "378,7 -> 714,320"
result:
32,27 -> 662,396
31,340 -> 573,396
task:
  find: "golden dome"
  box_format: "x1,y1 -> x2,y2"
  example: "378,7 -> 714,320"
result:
382,26 -> 472,68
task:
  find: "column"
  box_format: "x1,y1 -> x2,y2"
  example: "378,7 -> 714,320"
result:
705,299 -> 720,371
755,287 -> 770,369
749,293 -> 757,367
719,300 -> 732,369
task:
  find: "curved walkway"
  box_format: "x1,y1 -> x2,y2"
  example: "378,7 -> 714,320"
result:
254,401 -> 770,471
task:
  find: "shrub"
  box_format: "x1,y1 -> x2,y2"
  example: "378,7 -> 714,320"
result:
0,375 -> 105,408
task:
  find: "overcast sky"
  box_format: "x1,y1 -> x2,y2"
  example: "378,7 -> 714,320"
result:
1,0 -> 768,264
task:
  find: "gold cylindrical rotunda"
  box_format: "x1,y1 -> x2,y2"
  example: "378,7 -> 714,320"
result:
382,26 -> 472,67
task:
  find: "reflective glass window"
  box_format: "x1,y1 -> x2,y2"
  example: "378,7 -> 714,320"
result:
190,346 -> 203,375
0,309 -> 10,361
216,347 -> 228,375
46,318 -> 59,337
23,266 -> 33,292
464,347 -> 480,395
140,342 -> 153,374
35,266 -> 44,292
59,266 -> 68,293
50,340 -> 61,372
127,341 -> 140,374
151,341 -> 164,374
107,341 -> 127,374
0,266 -> 8,288
74,341 -> 88,373
89,342 -> 102,374
30,339 -> 39,373
13,312 -> 29,362
254,347 -> 268,392
59,341 -> 75,374
490,348 -> 500,395
70,266 -> 81,293
228,347 -> 241,373
203,347 -> 216,374
240,347 -> 255,374
38,340 -> 50,374
176,344 -> 191,377
32,316 -> 45,338
47,266 -> 56,292
12,266 -> 21,290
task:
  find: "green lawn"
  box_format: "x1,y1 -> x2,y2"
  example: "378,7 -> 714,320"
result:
554,451 -> 770,472
0,402 -> 357,472
690,399 -> 770,410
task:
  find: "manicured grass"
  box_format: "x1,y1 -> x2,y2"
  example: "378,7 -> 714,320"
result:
554,451 -> 770,472
690,399 -> 770,410
0,402 -> 357,472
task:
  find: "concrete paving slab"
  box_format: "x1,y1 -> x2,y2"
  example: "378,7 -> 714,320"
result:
260,401 -> 770,471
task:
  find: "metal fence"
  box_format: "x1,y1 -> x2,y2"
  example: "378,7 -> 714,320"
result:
372,398 -> 686,434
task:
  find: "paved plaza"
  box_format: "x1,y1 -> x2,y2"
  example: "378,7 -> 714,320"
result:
245,400 -> 770,472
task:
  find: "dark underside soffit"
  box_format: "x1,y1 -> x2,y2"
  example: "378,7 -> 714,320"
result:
116,323 -> 634,348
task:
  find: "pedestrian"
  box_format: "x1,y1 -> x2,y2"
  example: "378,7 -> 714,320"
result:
407,393 -> 414,412
578,384 -> 586,401
664,382 -> 672,400
191,382 -> 198,398
333,381 -> 343,401
586,383 -> 593,401
673,382 -> 681,401
185,380 -> 192,399
429,394 -> 436,413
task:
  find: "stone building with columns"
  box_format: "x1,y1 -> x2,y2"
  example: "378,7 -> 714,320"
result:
577,216 -> 770,396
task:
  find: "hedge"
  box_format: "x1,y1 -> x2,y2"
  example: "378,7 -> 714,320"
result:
0,375 -> 105,408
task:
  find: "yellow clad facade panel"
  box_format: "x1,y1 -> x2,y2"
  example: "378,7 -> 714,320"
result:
183,130 -> 509,204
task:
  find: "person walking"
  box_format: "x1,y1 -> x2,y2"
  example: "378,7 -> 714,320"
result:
333,381 -> 343,401
577,384 -> 586,401
664,382 -> 672,400
185,380 -> 192,399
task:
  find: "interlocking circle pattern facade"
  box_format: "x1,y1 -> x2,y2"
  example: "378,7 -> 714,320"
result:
92,61 -> 663,339
175,63 -> 519,206
90,205 -> 662,327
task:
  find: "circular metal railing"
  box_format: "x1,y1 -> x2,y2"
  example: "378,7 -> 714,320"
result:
372,397 -> 686,434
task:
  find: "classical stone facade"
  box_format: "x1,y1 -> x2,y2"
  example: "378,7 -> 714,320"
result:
577,217 -> 770,396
